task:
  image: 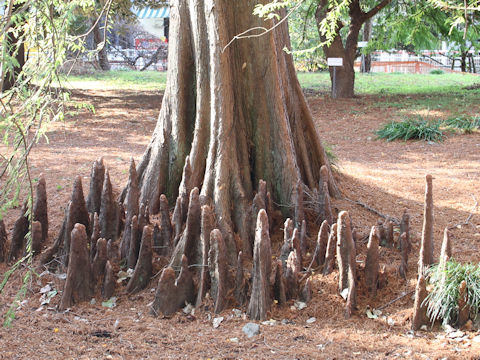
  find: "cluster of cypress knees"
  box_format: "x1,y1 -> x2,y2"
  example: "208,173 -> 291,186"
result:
0,159 -> 459,326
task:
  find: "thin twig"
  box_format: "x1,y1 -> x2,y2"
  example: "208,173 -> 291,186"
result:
344,197 -> 400,224
448,195 -> 478,230
222,1 -> 304,53
300,245 -> 321,283
376,290 -> 414,311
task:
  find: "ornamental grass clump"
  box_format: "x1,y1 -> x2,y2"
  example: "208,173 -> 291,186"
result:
376,117 -> 444,142
442,115 -> 480,134
425,260 -> 480,326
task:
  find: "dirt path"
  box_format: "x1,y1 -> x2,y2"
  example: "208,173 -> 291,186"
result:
1,90 -> 479,359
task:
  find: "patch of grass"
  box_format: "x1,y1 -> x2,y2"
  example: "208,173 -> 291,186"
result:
426,261 -> 480,326
297,71 -> 480,95
323,142 -> 338,168
442,115 -> 480,134
376,117 -> 444,142
68,70 -> 480,97
66,70 -> 167,91
430,69 -> 444,75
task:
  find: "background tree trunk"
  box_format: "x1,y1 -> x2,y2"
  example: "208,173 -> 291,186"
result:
133,0 -> 337,263
315,0 -> 391,98
1,4 -> 26,92
315,4 -> 362,99
321,34 -> 356,98
360,18 -> 372,73
92,19 -> 110,71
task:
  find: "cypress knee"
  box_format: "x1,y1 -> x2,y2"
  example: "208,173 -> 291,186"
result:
208,229 -> 229,314
419,174 -> 434,273
323,223 -> 337,275
126,225 -> 153,294
247,209 -> 272,320
59,224 -> 91,310
315,220 -> 329,267
411,275 -> 429,331
33,176 -> 48,243
365,226 -> 380,297
8,203 -> 28,262
86,157 -> 105,215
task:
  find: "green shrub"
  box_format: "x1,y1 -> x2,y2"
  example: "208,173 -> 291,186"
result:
430,69 -> 444,75
425,261 -> 480,326
442,115 -> 480,134
376,117 -> 444,142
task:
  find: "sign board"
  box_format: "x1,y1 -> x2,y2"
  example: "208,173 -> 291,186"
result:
358,41 -> 368,48
327,57 -> 343,67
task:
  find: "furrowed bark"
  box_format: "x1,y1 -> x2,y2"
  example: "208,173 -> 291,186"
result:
132,0 -> 338,272
196,204 -> 215,307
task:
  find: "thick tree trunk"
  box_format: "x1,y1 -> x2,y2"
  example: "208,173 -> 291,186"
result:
134,0 -> 338,263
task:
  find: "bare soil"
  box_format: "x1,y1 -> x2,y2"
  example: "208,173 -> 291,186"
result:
1,89 -> 479,359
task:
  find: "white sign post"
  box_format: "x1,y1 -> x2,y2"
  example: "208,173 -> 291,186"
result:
327,57 -> 343,98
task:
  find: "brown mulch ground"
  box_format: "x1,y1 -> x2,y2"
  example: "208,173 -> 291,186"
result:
1,89 -> 479,359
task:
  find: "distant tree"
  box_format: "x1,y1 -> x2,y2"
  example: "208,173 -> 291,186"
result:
371,0 -> 480,72
314,0 -> 392,98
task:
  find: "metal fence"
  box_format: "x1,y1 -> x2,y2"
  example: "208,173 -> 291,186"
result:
355,51 -> 480,74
